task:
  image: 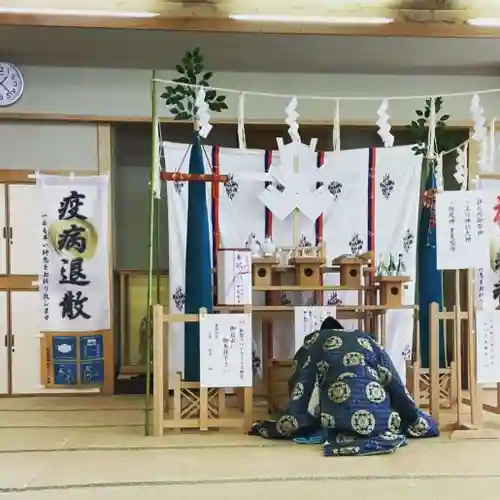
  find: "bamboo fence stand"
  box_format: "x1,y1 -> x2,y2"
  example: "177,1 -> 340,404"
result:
152,305 -> 254,437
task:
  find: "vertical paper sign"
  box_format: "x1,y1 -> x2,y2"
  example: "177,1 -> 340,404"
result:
476,310 -> 500,384
37,175 -> 110,331
200,313 -> 252,388
294,306 -> 337,351
435,190 -> 490,270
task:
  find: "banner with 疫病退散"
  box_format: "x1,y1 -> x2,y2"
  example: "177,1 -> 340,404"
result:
37,174 -> 110,332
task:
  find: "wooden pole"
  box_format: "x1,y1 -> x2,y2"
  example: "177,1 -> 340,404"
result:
145,70 -> 157,436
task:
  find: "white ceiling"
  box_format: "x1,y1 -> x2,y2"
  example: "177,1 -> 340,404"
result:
1,26 -> 500,74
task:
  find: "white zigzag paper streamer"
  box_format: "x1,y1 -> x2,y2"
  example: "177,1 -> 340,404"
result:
285,96 -> 300,143
470,94 -> 490,172
195,87 -> 212,139
434,153 -> 444,193
453,143 -> 468,191
376,99 -> 394,148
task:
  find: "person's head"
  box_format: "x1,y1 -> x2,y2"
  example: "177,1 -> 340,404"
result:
320,316 -> 343,330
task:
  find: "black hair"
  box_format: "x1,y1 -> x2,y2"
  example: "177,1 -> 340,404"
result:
320,316 -> 343,330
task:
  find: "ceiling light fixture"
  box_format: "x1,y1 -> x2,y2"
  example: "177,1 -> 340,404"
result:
229,14 -> 394,24
467,18 -> 500,27
0,8 -> 159,18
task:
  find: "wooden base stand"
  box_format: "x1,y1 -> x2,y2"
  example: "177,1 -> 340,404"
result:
267,360 -> 292,413
160,373 -> 253,433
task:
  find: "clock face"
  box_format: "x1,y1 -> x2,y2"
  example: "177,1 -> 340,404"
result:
0,63 -> 24,107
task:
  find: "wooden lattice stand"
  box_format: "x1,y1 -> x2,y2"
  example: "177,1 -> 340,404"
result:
152,305 -> 253,437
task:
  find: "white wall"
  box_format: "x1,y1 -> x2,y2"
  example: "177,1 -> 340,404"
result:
2,66 -> 500,125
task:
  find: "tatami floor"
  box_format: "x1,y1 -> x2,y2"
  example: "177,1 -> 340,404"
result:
2,396 -> 500,499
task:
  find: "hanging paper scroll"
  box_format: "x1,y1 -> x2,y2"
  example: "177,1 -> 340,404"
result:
199,312 -> 253,388
435,190 -> 490,270
294,306 -> 337,351
476,310 -> 500,384
38,174 -> 111,331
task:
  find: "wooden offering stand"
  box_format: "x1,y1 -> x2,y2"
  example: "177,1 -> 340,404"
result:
289,244 -> 326,287
333,252 -> 372,288
374,275 -> 410,308
252,256 -> 279,286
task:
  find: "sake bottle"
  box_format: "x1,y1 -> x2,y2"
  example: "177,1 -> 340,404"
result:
375,254 -> 387,276
387,254 -> 397,276
396,253 -> 406,276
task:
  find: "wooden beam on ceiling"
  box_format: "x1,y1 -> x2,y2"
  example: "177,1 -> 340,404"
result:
1,0 -> 500,37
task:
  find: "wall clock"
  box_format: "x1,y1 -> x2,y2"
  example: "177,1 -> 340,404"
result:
0,63 -> 24,107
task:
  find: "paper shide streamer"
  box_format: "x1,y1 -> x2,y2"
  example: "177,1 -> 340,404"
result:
195,87 -> 213,139
376,99 -> 395,148
237,92 -> 247,149
332,100 -> 340,152
453,143 -> 468,191
470,93 -> 489,173
285,96 -> 300,143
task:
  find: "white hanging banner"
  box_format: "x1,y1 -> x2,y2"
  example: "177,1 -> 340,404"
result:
476,310 -> 500,384
199,312 -> 253,388
38,174 -> 111,332
293,306 -> 337,351
435,190 -> 490,270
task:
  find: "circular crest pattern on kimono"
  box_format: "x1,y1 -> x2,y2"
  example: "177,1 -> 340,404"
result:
337,372 -> 356,381
304,332 -> 320,348
365,381 -> 386,404
388,411 -> 402,433
351,410 -> 376,435
324,335 -> 343,350
328,381 -> 351,403
276,414 -> 299,435
408,416 -> 430,437
377,365 -> 392,385
321,412 -> 336,428
291,382 -> 305,401
343,352 -> 365,367
357,337 -> 373,351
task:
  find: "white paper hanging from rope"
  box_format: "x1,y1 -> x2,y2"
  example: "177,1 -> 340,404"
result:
376,99 -> 394,148
332,100 -> 340,152
195,87 -> 212,138
453,144 -> 468,191
426,97 -> 437,160
285,96 -> 300,143
434,153 -> 444,192
237,92 -> 247,150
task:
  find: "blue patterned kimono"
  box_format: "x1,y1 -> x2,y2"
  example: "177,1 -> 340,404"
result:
250,329 -> 439,456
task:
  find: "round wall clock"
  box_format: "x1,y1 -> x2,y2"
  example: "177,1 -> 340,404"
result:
0,63 -> 24,107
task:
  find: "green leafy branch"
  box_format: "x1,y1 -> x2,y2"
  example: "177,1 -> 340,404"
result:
406,96 -> 460,158
160,47 -> 228,121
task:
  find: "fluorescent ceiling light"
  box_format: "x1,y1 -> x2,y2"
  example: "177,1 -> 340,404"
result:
0,8 -> 159,18
467,18 -> 500,27
229,14 -> 394,24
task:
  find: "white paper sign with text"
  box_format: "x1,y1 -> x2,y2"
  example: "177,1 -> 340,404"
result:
476,310 -> 500,384
199,313 -> 253,388
436,190 -> 490,270
294,306 -> 337,351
